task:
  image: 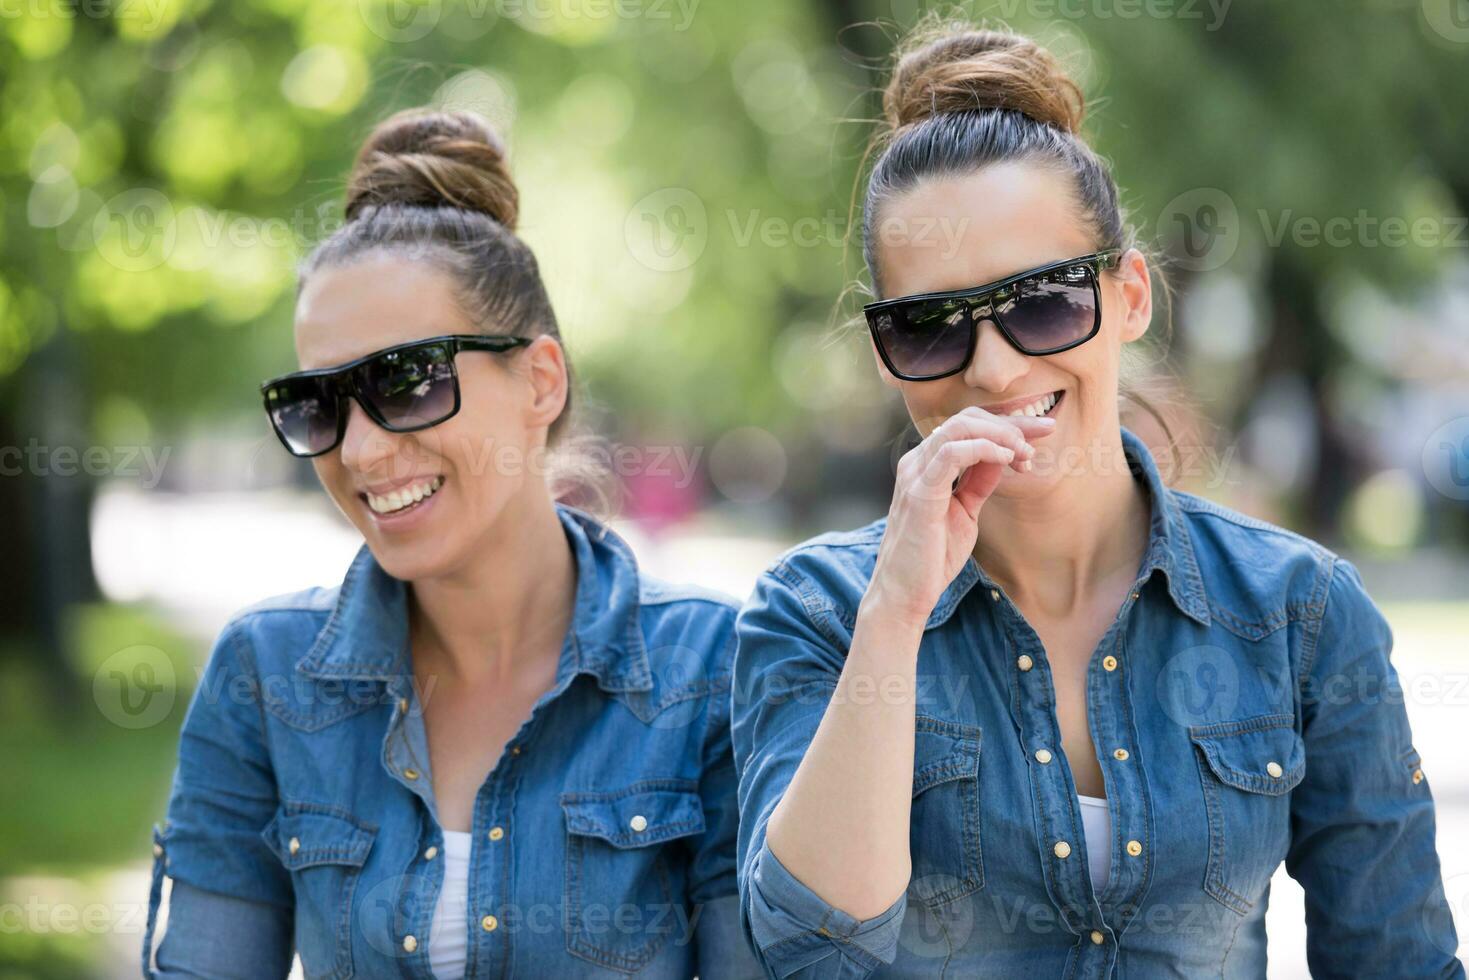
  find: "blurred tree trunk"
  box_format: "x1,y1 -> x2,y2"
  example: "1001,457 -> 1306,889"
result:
1252,254 -> 1356,542
1,329 -> 96,710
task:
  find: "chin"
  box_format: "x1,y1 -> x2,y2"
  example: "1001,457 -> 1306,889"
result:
363,537 -> 459,583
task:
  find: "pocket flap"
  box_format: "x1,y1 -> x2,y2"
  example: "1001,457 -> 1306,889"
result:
1189,714 -> 1305,795
263,806 -> 376,870
913,715 -> 981,797
560,780 -> 705,849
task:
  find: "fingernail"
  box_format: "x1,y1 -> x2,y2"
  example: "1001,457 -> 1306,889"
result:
1023,459 -> 1033,471
1035,417 -> 1058,425
1001,447 -> 1015,461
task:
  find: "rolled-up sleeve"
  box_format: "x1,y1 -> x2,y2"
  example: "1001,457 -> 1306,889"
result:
730,563 -> 906,979
143,620 -> 293,979
1284,556 -> 1465,978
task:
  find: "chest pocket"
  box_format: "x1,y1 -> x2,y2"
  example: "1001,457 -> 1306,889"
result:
262,803 -> 376,980
908,715 -> 984,909
1189,713 -> 1305,915
560,779 -> 705,973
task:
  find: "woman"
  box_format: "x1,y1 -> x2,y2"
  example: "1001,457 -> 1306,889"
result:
731,22 -> 1463,979
142,109 -> 760,979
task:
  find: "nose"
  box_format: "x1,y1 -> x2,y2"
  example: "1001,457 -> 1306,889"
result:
338,397 -> 401,475
963,310 -> 1031,393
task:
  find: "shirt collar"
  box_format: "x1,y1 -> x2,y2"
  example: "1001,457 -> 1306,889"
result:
297,502 -> 654,693
925,425 -> 1212,630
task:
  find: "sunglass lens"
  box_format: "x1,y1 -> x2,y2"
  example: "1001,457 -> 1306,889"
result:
996,266 -> 1098,353
871,296 -> 973,379
264,377 -> 340,456
359,342 -> 458,430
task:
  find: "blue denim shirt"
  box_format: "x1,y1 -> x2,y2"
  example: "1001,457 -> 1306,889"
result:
731,427 -> 1464,979
143,503 -> 763,979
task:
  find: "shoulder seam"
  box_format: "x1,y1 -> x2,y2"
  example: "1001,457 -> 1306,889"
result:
1173,490 -> 1338,559
1296,554 -> 1340,693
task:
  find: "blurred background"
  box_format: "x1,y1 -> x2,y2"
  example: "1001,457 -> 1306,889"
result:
1,0 -> 1467,975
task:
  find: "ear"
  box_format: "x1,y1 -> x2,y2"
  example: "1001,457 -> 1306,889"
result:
1113,247 -> 1153,345
869,333 -> 903,390
521,335 -> 569,431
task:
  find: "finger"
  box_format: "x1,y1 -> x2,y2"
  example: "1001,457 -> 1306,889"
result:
918,438 -> 1014,494
953,404 -> 1060,438
953,460 -> 1002,516
949,440 -> 1029,497
922,412 -> 1033,466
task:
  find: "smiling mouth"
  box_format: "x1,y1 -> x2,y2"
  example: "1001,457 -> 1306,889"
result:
361,475 -> 445,516
997,390 -> 1063,418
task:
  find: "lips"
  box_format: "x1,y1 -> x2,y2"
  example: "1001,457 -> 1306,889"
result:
985,390 -> 1063,418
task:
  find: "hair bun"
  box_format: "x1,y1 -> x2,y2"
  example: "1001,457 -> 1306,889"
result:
344,108 -> 519,230
883,26 -> 1084,136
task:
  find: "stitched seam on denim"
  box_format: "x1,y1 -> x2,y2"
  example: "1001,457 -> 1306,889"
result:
915,715 -> 982,740
226,623 -> 278,767
650,670 -> 723,709
560,777 -> 701,803
1295,555 -> 1337,694
768,561 -> 850,652
300,550 -> 360,672
758,926 -> 885,972
563,840 -> 672,971
271,804 -> 375,980
1194,745 -> 1251,915
1216,900 -> 1248,977
1188,712 -> 1296,739
1206,603 -> 1288,639
1176,492 -> 1338,557
1164,489 -> 1212,621
910,725 -> 984,906
264,694 -> 381,732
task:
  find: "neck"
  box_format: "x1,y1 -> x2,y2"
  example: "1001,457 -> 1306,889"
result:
973,430 -> 1150,618
407,487 -> 577,685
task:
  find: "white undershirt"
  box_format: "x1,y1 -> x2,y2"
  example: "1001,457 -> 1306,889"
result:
430,830 -> 472,979
1076,794 -> 1112,894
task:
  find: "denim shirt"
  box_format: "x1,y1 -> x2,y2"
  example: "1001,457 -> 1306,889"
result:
143,503 -> 764,979
731,427 -> 1464,979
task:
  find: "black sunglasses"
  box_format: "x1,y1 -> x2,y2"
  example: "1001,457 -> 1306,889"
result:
260,333 -> 530,458
864,249 -> 1122,382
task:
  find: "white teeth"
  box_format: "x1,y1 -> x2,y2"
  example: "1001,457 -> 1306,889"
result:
1005,392 -> 1059,417
366,475 -> 444,514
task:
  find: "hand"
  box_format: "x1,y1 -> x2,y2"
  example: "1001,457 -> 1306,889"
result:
865,407 -> 1059,625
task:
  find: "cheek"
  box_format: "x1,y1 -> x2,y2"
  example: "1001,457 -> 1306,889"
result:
433,397 -> 530,489
902,378 -> 970,435
311,456 -> 350,498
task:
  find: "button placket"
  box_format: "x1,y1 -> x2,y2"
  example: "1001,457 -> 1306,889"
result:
999,600 -> 1092,934
466,728 -> 534,975
1087,589 -> 1157,938
1008,572 -> 1156,942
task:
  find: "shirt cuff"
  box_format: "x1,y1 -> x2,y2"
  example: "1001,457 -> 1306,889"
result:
743,838 -> 907,977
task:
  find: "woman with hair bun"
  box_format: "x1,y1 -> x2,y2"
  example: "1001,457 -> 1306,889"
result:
142,108 -> 762,979
731,20 -> 1463,978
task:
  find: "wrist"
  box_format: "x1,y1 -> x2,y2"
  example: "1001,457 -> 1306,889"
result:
858,580 -> 932,636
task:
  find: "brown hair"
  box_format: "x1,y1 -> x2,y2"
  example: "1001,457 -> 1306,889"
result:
861,19 -> 1198,473
300,108 -> 610,504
